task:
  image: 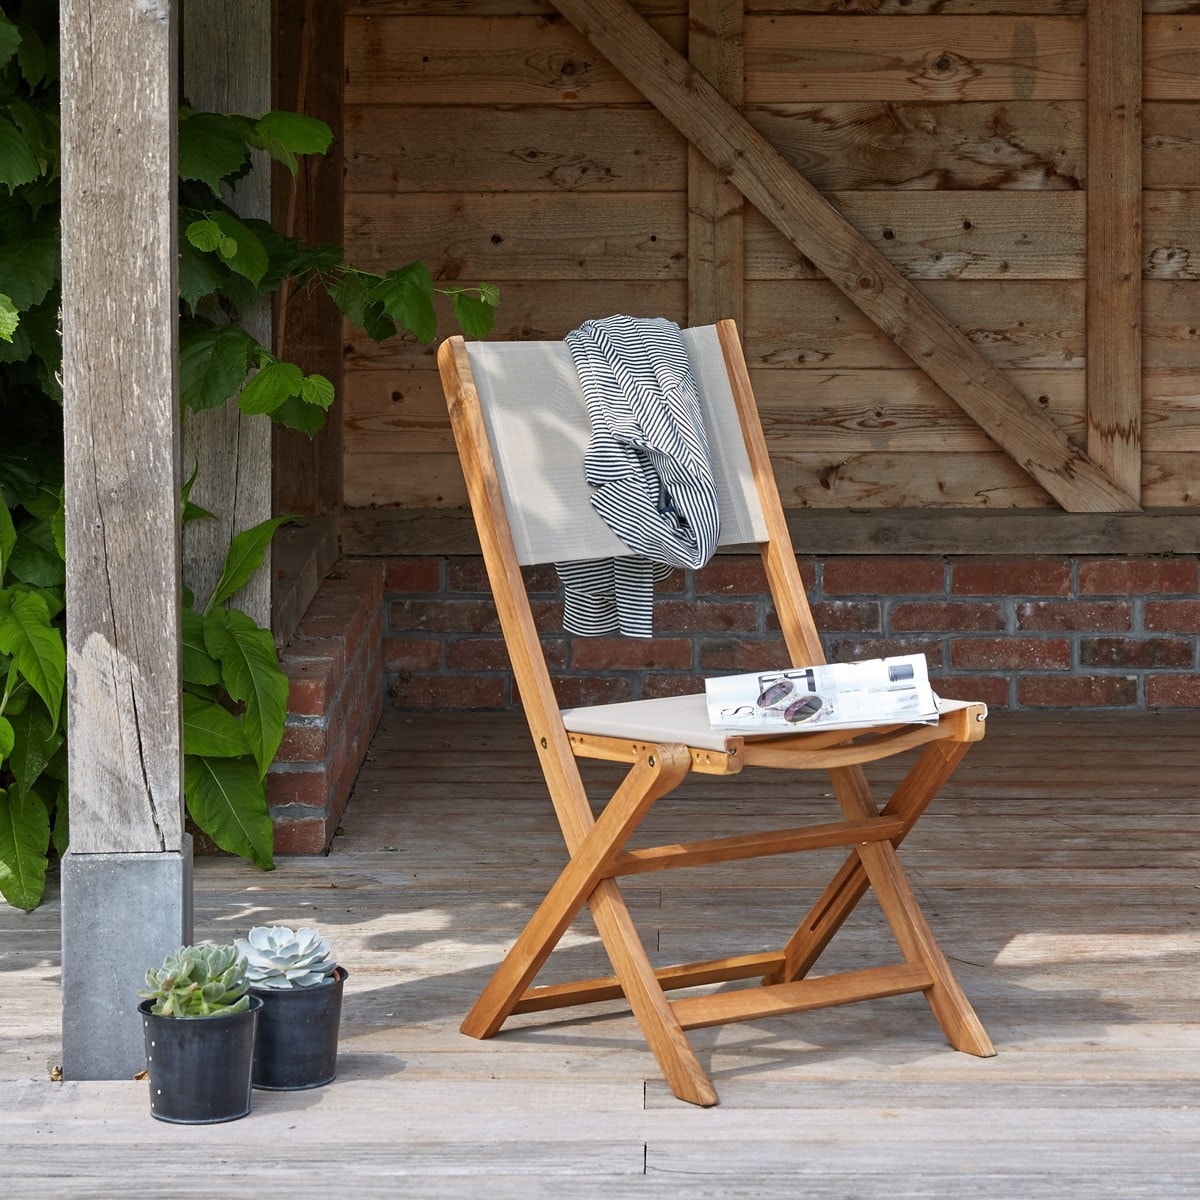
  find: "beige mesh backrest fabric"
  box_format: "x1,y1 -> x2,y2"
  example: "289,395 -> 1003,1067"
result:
464,326 -> 769,567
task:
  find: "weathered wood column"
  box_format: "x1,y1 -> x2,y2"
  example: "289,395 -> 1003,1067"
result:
60,0 -> 191,1078
182,0 -> 273,624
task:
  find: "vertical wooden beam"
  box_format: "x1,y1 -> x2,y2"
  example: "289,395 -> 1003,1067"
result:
1086,1 -> 1143,502
61,0 -> 191,1077
687,0 -> 743,328
272,0 -> 345,520
182,0 -> 273,624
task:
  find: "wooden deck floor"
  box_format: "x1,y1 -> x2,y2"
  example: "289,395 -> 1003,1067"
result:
3,710 -> 1200,1197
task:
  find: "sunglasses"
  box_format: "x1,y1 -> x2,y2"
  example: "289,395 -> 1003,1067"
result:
756,678 -> 824,723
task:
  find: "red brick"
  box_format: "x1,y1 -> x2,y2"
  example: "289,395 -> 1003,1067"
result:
572,638 -> 694,671
283,634 -> 346,679
446,557 -> 490,593
642,675 -> 706,699
548,675 -> 633,708
951,637 -> 1070,671
951,558 -> 1070,597
1146,674 -> 1200,707
930,674 -> 1010,708
656,599 -> 760,633
696,557 -> 769,595
829,637 -> 945,668
890,601 -> 1004,633
1078,557 -> 1199,596
384,557 -> 441,593
824,557 -> 945,597
807,601 -> 881,633
389,674 -> 507,709
529,601 -> 566,633
1017,675 -> 1137,707
272,816 -> 333,855
282,658 -> 337,717
1080,637 -> 1194,669
384,637 -> 442,672
267,768 -> 329,810
1016,601 -> 1132,632
445,638 -> 514,671
1144,600 -> 1200,633
276,723 -> 329,763
522,564 -> 562,594
698,637 -> 790,672
392,598 -> 500,634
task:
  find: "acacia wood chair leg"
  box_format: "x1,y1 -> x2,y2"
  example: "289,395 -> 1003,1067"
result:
767,739 -> 972,984
588,877 -> 719,1106
461,746 -> 690,1040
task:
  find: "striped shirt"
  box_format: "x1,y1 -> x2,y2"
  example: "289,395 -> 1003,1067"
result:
557,316 -> 720,637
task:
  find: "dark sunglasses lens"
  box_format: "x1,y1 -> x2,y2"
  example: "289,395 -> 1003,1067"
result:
783,694 -> 822,723
757,680 -> 794,707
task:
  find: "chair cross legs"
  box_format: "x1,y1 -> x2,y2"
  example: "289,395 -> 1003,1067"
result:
436,319 -> 994,1106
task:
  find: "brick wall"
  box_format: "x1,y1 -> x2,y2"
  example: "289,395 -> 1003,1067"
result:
268,559 -> 384,852
383,553 -> 1200,712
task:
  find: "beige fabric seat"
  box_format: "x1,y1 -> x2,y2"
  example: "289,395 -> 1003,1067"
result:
437,319 -> 994,1107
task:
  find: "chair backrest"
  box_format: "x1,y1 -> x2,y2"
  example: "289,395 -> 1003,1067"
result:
438,320 -> 826,693
463,326 -> 769,567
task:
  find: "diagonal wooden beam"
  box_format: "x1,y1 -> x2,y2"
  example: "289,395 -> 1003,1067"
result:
547,0 -> 1139,514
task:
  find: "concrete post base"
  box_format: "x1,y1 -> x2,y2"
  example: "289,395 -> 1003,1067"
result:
60,839 -> 193,1080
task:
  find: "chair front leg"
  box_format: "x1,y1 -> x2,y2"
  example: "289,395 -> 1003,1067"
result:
461,744 -> 691,1039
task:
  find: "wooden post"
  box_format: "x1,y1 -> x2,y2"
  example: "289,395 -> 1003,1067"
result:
181,0 -> 273,624
687,0 -> 744,328
1086,1 -> 1143,502
60,0 -> 191,1078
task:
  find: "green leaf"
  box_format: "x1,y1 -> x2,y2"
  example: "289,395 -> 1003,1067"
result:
178,111 -> 252,196
50,490 -> 64,560
182,693 -> 250,758
300,372 -> 335,410
0,15 -> 21,67
7,517 -> 63,587
182,607 -> 221,686
369,262 -> 437,344
206,515 -> 290,611
0,590 -> 64,730
270,394 -> 328,436
0,491 -> 14,579
0,215 -> 59,310
453,291 -> 497,339
250,112 -> 332,176
208,210 -> 268,286
479,282 -> 501,308
5,700 -> 60,798
179,321 -> 256,412
179,237 -> 231,312
0,787 -> 51,911
15,20 -> 47,88
0,115 -> 39,192
237,359 -> 303,416
180,462 -> 217,525
185,217 -> 224,253
0,715 -> 12,760
202,608 -> 288,777
184,755 -> 274,871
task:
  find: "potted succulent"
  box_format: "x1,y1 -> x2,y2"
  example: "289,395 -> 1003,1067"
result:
235,925 -> 346,1090
138,944 -> 262,1124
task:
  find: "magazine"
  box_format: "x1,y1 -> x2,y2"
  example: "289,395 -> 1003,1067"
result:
704,654 -> 939,734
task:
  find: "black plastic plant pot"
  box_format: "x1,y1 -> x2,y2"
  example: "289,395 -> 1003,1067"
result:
139,996 -> 262,1124
251,966 -> 347,1090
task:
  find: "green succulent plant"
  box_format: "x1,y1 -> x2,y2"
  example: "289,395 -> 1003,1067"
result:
234,925 -> 337,989
140,944 -> 251,1017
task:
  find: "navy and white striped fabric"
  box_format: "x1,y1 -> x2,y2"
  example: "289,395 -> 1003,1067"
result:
557,315 -> 721,637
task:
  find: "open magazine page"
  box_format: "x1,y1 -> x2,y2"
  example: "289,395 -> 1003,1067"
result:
705,654 -> 939,734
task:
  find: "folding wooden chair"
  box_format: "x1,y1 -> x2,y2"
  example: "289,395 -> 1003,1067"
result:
436,320 -> 994,1106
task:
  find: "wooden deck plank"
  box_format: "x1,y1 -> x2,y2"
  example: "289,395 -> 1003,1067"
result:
2,710 -> 1199,1194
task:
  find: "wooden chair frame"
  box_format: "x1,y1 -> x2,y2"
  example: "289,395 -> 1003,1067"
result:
436,320 -> 994,1107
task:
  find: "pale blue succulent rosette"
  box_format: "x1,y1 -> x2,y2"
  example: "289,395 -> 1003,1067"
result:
234,926 -> 338,989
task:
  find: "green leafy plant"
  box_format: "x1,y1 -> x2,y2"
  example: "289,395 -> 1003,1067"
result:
0,0 -> 498,909
235,924 -> 337,989
139,943 -> 250,1017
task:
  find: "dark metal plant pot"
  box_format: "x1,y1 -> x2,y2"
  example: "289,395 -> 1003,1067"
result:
139,996 -> 261,1124
250,966 -> 347,1090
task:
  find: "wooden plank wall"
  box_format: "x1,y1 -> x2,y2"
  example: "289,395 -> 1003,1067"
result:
341,1 -> 1200,514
